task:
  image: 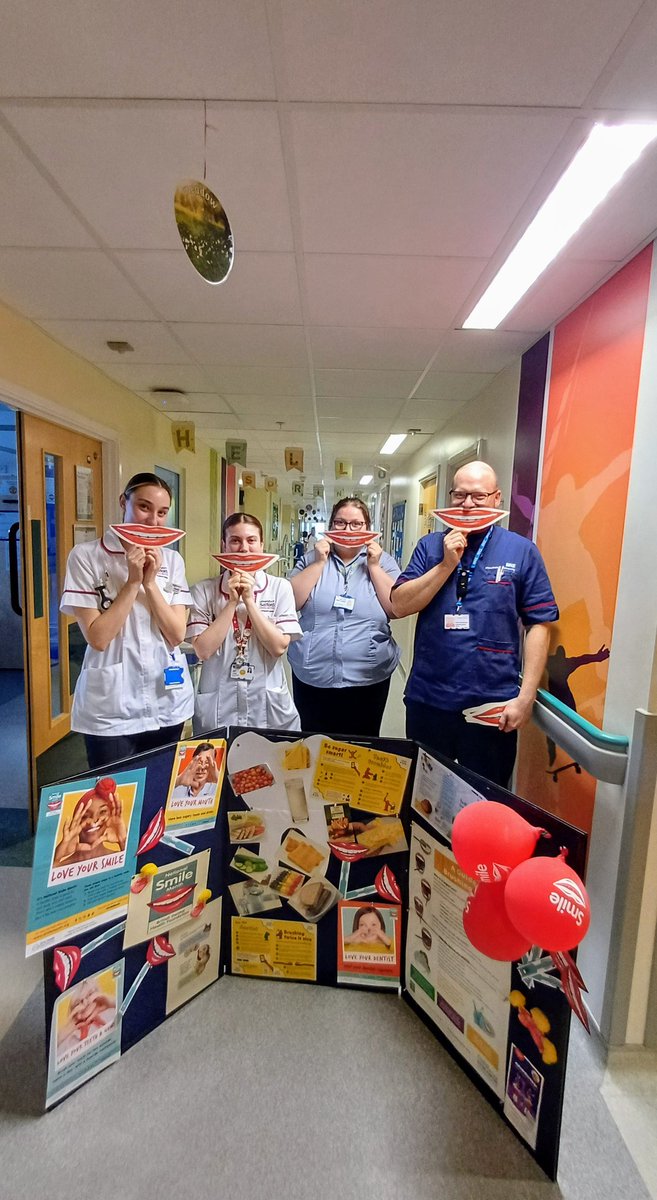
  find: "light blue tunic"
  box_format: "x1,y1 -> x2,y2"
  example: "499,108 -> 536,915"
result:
287,548 -> 401,688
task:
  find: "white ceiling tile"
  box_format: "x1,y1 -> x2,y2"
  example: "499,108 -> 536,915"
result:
204,367 -> 311,396
316,370 -> 420,399
99,363 -> 212,391
503,257 -> 619,332
310,326 -> 442,371
427,330 -> 538,374
292,108 -> 573,257
317,398 -> 402,422
595,7 -> 657,108
399,401 -> 464,429
304,254 -> 487,328
558,147 -> 657,264
1,101 -> 204,250
280,0 -> 640,104
0,122 -> 94,248
116,251 -> 303,324
0,2 -> 275,99
174,323 -> 307,366
0,248 -> 153,319
413,372 -> 496,401
137,392 -> 234,415
221,394 -> 311,416
205,105 -> 294,252
36,320 -> 192,364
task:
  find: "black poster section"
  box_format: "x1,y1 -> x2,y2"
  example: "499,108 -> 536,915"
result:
404,745 -> 588,1181
35,729 -> 586,1181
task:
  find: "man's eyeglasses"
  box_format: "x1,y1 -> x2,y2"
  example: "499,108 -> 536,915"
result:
332,519 -> 367,530
449,489 -> 498,506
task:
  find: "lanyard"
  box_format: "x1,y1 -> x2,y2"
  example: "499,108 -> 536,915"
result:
231,611 -> 252,663
333,553 -> 362,595
455,526 -> 494,612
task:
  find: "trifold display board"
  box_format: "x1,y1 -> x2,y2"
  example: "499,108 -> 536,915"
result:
27,727 -> 587,1180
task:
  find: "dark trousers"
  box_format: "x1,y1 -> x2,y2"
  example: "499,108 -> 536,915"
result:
291,674 -> 392,739
84,723 -> 186,772
405,700 -> 517,789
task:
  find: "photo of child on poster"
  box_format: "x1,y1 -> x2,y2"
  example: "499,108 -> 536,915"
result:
337,901 -> 401,987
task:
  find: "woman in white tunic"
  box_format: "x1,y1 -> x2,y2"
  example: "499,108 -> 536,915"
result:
187,513 -> 301,734
61,472 -> 194,770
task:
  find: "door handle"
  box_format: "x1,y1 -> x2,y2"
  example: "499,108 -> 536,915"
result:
8,521 -> 22,616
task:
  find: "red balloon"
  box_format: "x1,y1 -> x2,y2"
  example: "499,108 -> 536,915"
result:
504,853 -> 590,952
463,882 -> 533,961
451,801 -> 543,884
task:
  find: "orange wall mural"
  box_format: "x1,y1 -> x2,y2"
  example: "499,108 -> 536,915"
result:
516,244 -> 653,833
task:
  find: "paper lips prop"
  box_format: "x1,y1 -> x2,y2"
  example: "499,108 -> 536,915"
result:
451,801 -> 545,884
504,852 -> 591,952
463,882 -> 533,962
110,523 -> 186,548
213,551 -> 279,572
325,530 -> 381,549
432,507 -> 508,533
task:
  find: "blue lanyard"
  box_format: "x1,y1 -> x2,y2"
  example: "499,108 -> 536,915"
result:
455,526 -> 494,612
333,553 -> 362,595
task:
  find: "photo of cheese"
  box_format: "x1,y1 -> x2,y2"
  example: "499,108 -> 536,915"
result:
356,818 -> 406,854
283,835 -> 324,874
283,742 -> 310,771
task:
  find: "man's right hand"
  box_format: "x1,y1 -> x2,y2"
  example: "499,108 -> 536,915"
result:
442,528 -> 467,570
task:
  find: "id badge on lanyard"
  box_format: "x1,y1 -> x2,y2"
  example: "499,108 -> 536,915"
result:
163,652 -> 185,689
231,612 -> 254,681
445,526 -> 493,632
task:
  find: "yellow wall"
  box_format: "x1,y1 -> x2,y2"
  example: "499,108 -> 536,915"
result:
0,299 -> 212,582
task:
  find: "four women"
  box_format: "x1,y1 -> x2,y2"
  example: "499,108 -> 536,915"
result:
63,483 -> 400,764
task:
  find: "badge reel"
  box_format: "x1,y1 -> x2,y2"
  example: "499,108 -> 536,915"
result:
163,659 -> 185,689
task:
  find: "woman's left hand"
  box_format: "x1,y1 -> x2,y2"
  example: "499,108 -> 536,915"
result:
366,540 -> 383,566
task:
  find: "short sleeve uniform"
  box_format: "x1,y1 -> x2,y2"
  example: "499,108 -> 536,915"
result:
287,548 -> 401,687
186,571 -> 302,733
395,526 -> 558,711
60,529 -> 194,735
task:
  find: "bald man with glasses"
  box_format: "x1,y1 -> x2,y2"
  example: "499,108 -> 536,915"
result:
391,461 -> 558,787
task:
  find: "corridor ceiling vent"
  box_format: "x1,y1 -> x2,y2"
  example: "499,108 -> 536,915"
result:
463,122 -> 657,330
174,180 -> 234,285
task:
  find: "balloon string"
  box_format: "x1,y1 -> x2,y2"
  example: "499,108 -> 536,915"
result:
203,100 -> 207,183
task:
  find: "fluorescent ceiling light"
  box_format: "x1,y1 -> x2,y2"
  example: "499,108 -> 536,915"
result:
463,122 -> 657,330
380,434 -> 407,455
359,474 -> 373,485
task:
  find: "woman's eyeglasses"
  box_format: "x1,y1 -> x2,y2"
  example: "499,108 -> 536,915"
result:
332,519 -> 367,530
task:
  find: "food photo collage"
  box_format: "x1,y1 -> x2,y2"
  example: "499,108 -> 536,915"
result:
223,731 -> 413,989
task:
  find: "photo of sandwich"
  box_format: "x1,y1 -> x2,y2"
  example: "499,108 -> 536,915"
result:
288,877 -> 340,923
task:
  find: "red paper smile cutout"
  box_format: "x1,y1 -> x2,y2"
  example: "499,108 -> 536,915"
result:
53,945 -> 82,991
147,884 -> 195,915
213,552 -> 279,573
110,523 -> 186,548
325,530 -> 380,549
432,507 -> 507,533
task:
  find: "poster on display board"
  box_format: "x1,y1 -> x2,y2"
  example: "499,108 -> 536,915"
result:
29,728 -> 586,1180
403,747 -> 587,1179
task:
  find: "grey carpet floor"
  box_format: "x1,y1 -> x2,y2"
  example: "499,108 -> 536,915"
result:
0,969 -> 649,1200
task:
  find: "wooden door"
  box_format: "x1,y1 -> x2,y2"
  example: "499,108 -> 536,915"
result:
20,414 -> 103,760
418,473 -> 437,539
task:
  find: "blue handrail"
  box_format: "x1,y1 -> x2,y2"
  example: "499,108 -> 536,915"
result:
536,688 -> 629,751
